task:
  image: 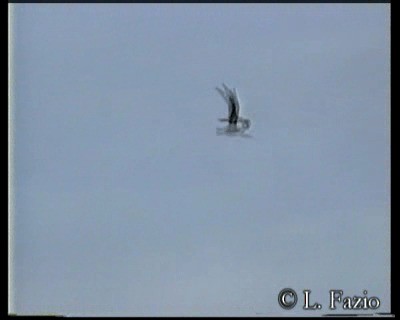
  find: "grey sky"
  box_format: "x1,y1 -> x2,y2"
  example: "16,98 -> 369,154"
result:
10,4 -> 390,316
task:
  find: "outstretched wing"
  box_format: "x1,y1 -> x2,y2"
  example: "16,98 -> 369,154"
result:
232,88 -> 241,114
222,83 -> 233,95
216,85 -> 234,117
222,84 -> 240,114
215,87 -> 230,105
216,83 -> 242,124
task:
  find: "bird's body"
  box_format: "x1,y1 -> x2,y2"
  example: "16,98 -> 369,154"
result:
216,83 -> 251,132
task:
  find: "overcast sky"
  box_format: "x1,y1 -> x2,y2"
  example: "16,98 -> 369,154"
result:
10,3 -> 390,316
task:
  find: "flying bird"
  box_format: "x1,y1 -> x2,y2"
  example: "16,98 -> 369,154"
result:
216,83 -> 251,131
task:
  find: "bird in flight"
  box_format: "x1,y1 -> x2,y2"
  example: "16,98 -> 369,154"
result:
216,83 -> 251,132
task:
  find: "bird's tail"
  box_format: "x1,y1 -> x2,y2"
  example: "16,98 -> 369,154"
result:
238,117 -> 251,129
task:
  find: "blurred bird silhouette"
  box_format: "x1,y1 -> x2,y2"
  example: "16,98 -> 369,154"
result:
216,83 -> 251,132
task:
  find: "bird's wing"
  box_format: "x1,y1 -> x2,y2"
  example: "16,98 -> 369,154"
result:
222,83 -> 234,98
215,87 -> 230,105
232,88 -> 241,114
216,85 -> 235,118
221,83 -> 237,115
